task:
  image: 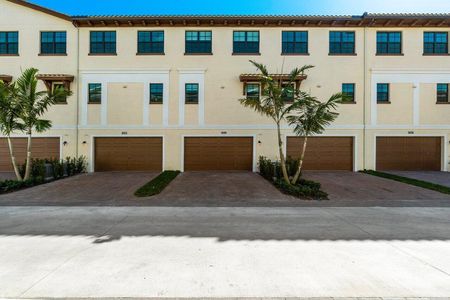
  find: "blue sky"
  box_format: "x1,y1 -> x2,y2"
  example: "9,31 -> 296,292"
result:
30,0 -> 450,16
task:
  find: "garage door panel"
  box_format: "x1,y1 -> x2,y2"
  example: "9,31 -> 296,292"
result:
0,137 -> 60,171
286,137 -> 353,171
376,137 -> 441,171
95,137 -> 162,172
184,137 -> 253,171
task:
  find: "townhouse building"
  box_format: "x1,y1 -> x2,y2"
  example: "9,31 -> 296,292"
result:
1,0 -> 449,172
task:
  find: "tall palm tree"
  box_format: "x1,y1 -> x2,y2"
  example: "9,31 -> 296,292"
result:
15,68 -> 71,180
0,81 -> 24,180
240,60 -> 314,184
287,93 -> 342,185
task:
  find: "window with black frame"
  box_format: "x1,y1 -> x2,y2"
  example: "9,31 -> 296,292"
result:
233,31 -> 259,54
342,83 -> 355,103
282,31 -> 308,54
0,31 -> 18,55
329,31 -> 355,55
150,83 -> 163,103
281,83 -> 294,103
53,83 -> 67,104
424,32 -> 448,55
88,83 -> 102,104
246,84 -> 260,100
437,84 -> 449,103
90,31 -> 116,54
377,32 -> 402,55
185,83 -> 199,104
185,31 -> 212,54
41,31 -> 66,54
138,31 -> 164,54
377,83 -> 390,103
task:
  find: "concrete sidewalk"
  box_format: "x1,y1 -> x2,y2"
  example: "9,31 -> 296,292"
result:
1,206 -> 450,298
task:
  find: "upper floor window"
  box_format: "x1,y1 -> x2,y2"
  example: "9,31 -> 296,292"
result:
424,32 -> 448,55
233,31 -> 260,54
246,84 -> 260,100
437,83 -> 449,103
281,83 -> 294,103
53,83 -> 67,104
150,83 -> 163,103
138,31 -> 164,54
377,32 -> 402,55
40,31 -> 66,55
185,31 -> 212,54
0,31 -> 18,55
329,31 -> 355,55
377,83 -> 390,103
185,83 -> 199,104
282,31 -> 308,55
90,31 -> 116,55
88,83 -> 102,104
342,83 -> 355,103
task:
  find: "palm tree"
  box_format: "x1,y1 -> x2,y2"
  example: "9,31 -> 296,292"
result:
240,60 -> 314,184
15,68 -> 71,180
286,93 -> 342,185
0,81 -> 24,180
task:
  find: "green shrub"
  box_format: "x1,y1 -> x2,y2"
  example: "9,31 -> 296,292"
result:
258,155 -> 300,179
65,156 -> 87,176
19,158 -> 47,180
274,178 -> 328,200
0,178 -> 44,193
259,155 -> 327,200
135,170 -> 180,197
47,158 -> 64,179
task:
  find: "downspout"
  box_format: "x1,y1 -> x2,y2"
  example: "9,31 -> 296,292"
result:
362,22 -> 367,170
74,20 -> 80,157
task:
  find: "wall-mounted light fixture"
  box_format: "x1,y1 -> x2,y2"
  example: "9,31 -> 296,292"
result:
82,141 -> 87,144
63,141 -> 68,146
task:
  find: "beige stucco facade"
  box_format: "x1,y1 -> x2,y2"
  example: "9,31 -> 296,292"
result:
1,0 -> 449,172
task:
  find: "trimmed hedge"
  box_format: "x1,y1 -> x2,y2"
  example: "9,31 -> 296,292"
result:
361,170 -> 450,195
259,156 -> 328,200
135,170 -> 180,197
0,156 -> 88,194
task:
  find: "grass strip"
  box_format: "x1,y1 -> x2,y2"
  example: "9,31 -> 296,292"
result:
134,170 -> 180,197
361,170 -> 450,195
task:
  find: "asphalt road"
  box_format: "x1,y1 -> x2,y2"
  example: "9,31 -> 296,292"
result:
1,206 -> 450,298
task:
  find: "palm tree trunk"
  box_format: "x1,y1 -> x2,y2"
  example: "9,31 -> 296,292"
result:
276,122 -> 290,184
6,136 -> 22,181
291,136 -> 308,185
24,132 -> 32,181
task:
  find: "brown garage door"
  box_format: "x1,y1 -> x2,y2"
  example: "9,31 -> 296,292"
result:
94,137 -> 163,171
184,137 -> 253,171
376,137 -> 441,171
0,137 -> 60,171
286,137 -> 354,171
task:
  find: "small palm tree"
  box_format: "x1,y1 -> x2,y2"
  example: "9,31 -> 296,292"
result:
287,93 -> 342,185
0,81 -> 24,180
240,60 -> 314,184
15,68 -> 71,180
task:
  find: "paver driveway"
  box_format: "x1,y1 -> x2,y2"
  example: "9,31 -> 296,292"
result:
388,171 -> 450,188
0,171 -> 448,206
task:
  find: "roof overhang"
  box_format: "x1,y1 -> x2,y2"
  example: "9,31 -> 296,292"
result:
6,0 -> 71,21
71,14 -> 450,28
0,75 -> 13,84
239,73 -> 308,95
36,74 -> 75,91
